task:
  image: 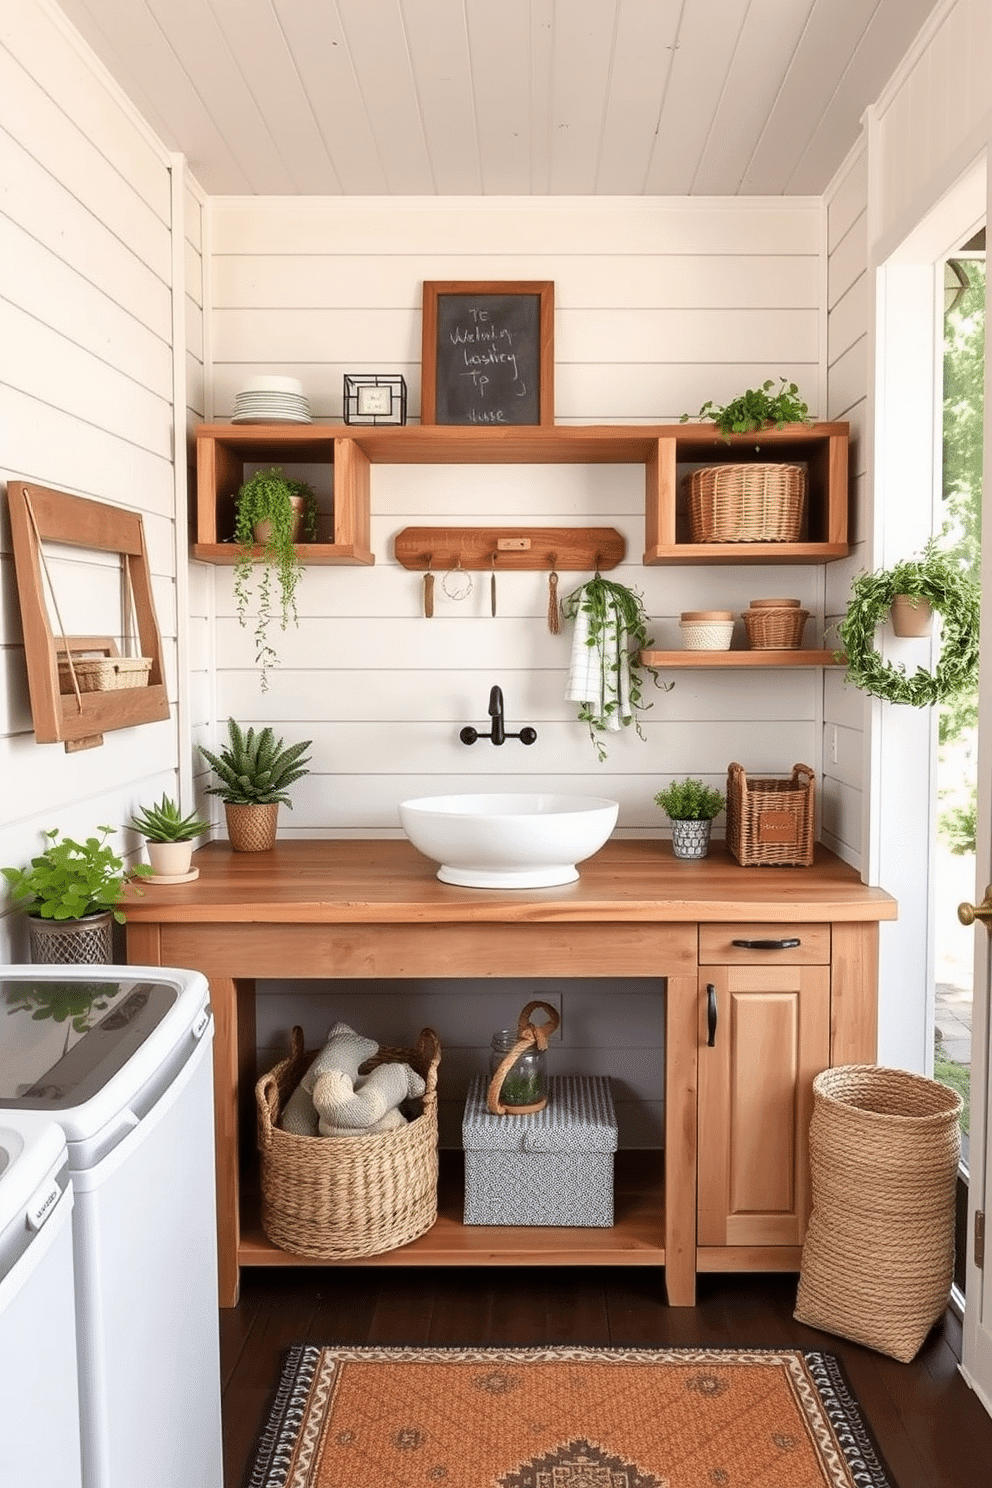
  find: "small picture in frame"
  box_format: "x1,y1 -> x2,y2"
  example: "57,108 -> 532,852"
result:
343,374 -> 407,426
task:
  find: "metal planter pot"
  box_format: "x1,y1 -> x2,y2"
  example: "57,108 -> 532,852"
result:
28,911 -> 114,964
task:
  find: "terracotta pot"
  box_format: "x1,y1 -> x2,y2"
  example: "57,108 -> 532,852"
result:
890,594 -> 933,637
28,910 -> 114,964
225,802 -> 279,852
146,840 -> 195,877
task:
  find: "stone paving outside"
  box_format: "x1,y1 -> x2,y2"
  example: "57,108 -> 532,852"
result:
935,845 -> 975,1068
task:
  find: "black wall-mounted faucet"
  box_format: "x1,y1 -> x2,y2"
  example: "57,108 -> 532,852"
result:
460,685 -> 537,747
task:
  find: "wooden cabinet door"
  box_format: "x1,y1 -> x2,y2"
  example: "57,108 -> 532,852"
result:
696,963 -> 830,1248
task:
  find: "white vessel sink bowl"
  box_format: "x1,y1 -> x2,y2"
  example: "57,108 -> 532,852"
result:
399,792 -> 619,889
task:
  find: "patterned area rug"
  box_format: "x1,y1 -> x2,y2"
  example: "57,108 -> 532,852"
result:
245,1346 -> 895,1488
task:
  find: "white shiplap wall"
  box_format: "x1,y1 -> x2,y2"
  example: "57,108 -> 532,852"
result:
822,142 -> 871,870
0,0 -> 190,959
206,195 -> 832,1138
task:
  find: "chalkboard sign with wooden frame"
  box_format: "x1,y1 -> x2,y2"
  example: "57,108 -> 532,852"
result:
421,281 -> 554,427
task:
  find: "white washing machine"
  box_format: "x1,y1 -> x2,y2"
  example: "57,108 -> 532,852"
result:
0,1108 -> 83,1488
0,966 -> 223,1488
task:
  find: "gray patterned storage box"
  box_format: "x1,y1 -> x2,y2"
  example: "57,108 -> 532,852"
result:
462,1074 -> 617,1226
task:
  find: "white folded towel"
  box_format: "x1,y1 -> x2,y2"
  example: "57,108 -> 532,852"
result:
564,580 -> 634,734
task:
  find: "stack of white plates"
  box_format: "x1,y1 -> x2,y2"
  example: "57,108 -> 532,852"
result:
232,376 -> 311,424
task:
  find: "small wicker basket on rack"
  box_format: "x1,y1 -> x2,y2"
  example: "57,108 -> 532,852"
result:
57,655 -> 152,694
795,1065 -> 962,1362
742,606 -> 809,649
726,761 -> 815,867
256,1024 -> 441,1259
686,463 -> 806,543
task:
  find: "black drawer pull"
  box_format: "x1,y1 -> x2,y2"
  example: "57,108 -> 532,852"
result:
706,984 -> 717,1047
731,937 -> 801,950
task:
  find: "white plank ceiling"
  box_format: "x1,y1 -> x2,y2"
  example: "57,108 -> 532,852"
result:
54,0 -> 940,196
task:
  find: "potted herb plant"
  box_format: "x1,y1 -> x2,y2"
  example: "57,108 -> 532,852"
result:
233,467 -> 318,691
654,779 -> 725,860
128,794 -> 210,880
681,378 -> 813,438
1,825 -> 150,963
199,718 -> 312,852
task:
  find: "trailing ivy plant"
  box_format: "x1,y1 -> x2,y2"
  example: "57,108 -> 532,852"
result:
561,576 -> 670,761
835,539 -> 980,707
232,467 -> 318,691
681,377 -> 812,439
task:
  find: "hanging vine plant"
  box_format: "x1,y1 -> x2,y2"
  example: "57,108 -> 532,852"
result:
561,576 -> 670,760
836,540 -> 980,706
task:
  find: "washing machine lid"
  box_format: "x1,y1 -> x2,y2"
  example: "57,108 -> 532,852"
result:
0,970 -> 207,1130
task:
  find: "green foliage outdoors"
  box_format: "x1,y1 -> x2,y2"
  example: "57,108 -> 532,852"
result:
233,467 -> 318,691
1,825 -> 149,923
934,1043 -> 971,1136
200,718 -> 312,806
681,378 -> 812,439
654,778 -> 725,822
128,794 -> 209,843
937,261 -> 985,852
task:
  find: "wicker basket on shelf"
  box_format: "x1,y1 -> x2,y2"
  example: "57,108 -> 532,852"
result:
686,463 -> 806,543
742,606 -> 809,649
57,655 -> 152,694
256,1024 -> 441,1259
726,761 -> 815,867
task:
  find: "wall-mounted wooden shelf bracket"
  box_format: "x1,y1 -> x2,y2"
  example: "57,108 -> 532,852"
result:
393,526 -> 626,571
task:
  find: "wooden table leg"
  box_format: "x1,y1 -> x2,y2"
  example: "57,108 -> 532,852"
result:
664,973 -> 698,1306
210,976 -> 244,1308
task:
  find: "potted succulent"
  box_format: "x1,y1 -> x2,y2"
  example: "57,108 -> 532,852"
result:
128,794 -> 210,880
1,825 -> 150,963
654,779 -> 725,860
681,377 -> 813,438
233,467 -> 319,691
199,717 -> 312,852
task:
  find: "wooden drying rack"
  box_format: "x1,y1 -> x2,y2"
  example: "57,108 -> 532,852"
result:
393,526 -> 626,571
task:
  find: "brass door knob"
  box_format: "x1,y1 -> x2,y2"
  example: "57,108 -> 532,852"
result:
958,885 -> 992,927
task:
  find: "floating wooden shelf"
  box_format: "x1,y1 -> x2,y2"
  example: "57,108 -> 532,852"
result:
394,526 -> 625,572
641,649 -> 845,669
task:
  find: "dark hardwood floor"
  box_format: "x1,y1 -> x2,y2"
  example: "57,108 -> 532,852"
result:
220,1266 -> 992,1487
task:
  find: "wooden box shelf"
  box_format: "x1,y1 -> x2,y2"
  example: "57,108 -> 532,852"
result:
644,422 -> 850,565
194,424 -> 374,565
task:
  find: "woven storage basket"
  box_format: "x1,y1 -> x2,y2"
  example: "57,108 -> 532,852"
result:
795,1065 -> 962,1362
57,656 -> 152,694
256,1024 -> 441,1258
686,463 -> 806,543
726,761 -> 815,866
743,607 -> 809,649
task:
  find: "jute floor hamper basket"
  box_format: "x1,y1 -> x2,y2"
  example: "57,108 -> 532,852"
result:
256,1025 -> 441,1258
794,1064 -> 962,1362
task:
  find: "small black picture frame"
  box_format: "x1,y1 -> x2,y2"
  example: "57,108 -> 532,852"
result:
343,374 -> 407,425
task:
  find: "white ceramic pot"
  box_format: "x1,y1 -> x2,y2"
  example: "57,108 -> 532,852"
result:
146,840 -> 195,877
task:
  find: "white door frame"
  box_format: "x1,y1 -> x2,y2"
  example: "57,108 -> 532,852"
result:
872,153 -> 990,1410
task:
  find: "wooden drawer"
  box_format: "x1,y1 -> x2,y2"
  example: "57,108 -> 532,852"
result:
698,923 -> 830,965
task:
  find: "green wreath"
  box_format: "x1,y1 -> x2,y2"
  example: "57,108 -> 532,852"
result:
836,542 -> 980,706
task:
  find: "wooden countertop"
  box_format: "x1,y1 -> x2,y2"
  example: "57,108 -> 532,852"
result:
122,838 -> 897,926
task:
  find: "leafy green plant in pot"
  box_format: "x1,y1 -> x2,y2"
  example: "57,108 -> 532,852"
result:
681,377 -> 813,439
199,718 -> 312,852
233,467 -> 319,691
653,778 -> 725,861
836,539 -> 980,706
128,794 -> 210,880
1,826 -> 150,963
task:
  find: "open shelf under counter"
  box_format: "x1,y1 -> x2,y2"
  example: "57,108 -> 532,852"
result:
641,649 -> 845,669
239,1150 -> 666,1269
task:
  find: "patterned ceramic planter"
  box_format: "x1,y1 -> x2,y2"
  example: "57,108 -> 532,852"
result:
671,818 -> 712,860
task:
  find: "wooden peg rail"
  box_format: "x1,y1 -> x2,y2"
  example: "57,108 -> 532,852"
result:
393,526 -> 626,572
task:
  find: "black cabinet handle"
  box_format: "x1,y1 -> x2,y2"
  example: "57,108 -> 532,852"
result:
706,984 -> 717,1047
731,938 -> 801,950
